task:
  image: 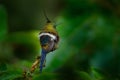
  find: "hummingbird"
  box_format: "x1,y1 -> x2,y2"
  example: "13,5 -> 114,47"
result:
38,10 -> 59,73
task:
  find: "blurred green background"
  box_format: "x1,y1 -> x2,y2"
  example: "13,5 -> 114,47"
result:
0,0 -> 120,80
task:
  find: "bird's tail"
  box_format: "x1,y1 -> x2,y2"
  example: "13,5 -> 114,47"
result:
40,49 -> 47,73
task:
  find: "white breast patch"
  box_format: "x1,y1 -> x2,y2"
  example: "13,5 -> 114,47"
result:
38,33 -> 56,40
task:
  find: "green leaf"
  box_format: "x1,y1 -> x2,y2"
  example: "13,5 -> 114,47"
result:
0,63 -> 7,72
78,71 -> 92,80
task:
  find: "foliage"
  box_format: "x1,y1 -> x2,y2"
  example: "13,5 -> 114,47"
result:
0,0 -> 120,80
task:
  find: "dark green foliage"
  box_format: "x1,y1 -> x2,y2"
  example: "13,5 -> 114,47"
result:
0,0 -> 120,80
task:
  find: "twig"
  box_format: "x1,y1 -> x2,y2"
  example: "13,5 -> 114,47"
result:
22,56 -> 46,80
30,56 -> 41,73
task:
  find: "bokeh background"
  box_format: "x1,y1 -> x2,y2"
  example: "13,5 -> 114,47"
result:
0,0 -> 120,80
